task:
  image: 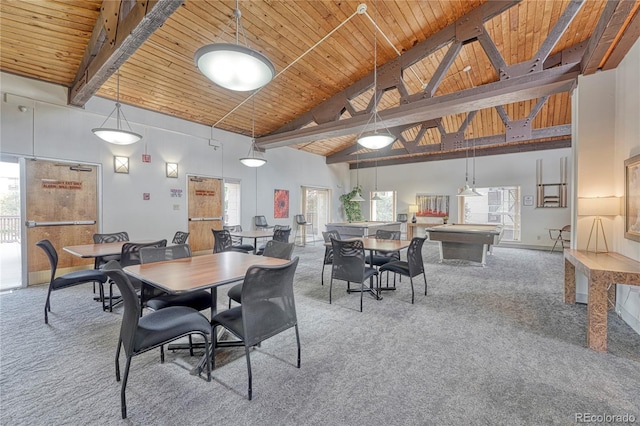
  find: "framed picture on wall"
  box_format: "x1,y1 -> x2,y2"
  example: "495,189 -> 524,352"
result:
274,189 -> 289,219
624,154 -> 640,242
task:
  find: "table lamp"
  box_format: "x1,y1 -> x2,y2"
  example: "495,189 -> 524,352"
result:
409,204 -> 419,223
577,196 -> 621,253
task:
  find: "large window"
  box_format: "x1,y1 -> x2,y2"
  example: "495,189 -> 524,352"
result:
370,191 -> 396,221
461,186 -> 521,241
224,180 -> 241,226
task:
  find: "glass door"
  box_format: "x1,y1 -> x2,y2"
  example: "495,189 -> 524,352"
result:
0,160 -> 21,290
301,187 -> 330,241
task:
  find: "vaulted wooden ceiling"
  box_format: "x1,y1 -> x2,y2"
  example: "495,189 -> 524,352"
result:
1,0 -> 638,168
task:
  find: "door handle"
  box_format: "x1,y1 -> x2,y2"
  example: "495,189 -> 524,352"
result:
188,217 -> 223,221
26,220 -> 96,228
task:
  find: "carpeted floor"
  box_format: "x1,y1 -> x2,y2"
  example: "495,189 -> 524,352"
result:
1,243 -> 639,425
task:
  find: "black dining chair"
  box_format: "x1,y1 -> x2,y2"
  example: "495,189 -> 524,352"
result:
379,237 -> 428,304
254,215 -> 274,230
36,239 -> 108,324
256,227 -> 291,255
365,229 -> 401,288
211,257 -> 300,400
104,239 -> 168,312
102,261 -> 212,419
329,238 -> 379,312
321,230 -> 340,286
227,240 -> 295,308
92,231 -> 129,294
293,214 -> 315,246
171,231 -> 189,245
223,225 -> 255,252
212,229 -> 250,254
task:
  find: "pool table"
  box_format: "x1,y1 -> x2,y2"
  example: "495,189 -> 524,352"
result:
425,224 -> 503,266
325,221 -> 401,238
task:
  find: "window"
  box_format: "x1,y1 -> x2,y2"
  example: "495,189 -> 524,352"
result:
462,186 -> 521,241
224,180 -> 241,226
302,186 -> 330,238
370,191 -> 396,222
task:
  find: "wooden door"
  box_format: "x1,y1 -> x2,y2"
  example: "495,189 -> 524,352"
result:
26,160 -> 98,285
187,176 -> 223,253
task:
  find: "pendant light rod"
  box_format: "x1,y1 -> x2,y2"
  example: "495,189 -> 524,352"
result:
239,94 -> 266,167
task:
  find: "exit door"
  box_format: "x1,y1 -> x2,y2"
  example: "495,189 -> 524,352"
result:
25,160 -> 98,285
187,175 -> 223,253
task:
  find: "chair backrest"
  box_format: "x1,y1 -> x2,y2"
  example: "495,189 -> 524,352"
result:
171,231 -> 189,245
561,225 -> 571,233
406,237 -> 426,277
397,213 -> 408,223
212,229 -> 234,253
120,240 -> 167,267
254,215 -> 269,228
262,240 -> 295,260
273,224 -> 290,231
35,239 -> 58,282
375,229 -> 400,240
223,225 -> 243,245
93,231 -> 129,244
240,257 -> 300,347
139,244 -> 191,264
295,214 -> 307,225
102,261 -> 141,356
273,228 -> 291,243
322,230 -> 340,265
331,238 -> 366,283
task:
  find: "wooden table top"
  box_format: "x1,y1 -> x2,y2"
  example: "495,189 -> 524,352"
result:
124,251 -> 289,294
228,230 -> 274,239
564,249 -> 640,276
63,241 -> 130,258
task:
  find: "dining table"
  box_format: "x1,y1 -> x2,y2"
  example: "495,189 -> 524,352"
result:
63,241 -> 132,259
123,251 -> 289,375
326,237 -> 411,299
228,229 -> 274,254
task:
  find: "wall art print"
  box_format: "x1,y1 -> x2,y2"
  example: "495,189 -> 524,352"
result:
274,189 -> 289,219
416,194 -> 449,218
624,154 -> 640,242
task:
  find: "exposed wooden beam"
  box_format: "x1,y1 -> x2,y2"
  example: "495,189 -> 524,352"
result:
601,4 -> 640,71
581,0 -> 638,75
258,64 -> 579,149
347,139 -> 572,169
69,0 -> 182,106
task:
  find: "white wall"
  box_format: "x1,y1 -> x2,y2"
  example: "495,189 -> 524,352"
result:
573,38 -> 640,334
0,72 -> 349,243
350,149 -> 572,248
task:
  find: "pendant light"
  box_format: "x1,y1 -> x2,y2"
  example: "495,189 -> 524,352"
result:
239,95 -> 266,167
471,129 -> 482,196
194,0 -> 275,92
351,151 -> 365,202
356,2 -> 395,150
458,112 -> 480,197
92,70 -> 142,145
371,156 -> 382,201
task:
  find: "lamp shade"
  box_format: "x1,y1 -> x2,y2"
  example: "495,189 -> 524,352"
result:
195,43 -> 275,92
457,184 -> 481,197
357,131 -> 395,150
408,204 -> 419,213
578,197 -> 621,216
92,127 -> 142,145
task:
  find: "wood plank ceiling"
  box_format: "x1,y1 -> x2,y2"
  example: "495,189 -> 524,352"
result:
1,0 -> 638,168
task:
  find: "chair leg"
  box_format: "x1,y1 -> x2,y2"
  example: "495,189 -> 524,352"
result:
188,335 -> 194,357
409,277 -> 415,304
359,280 -> 364,312
160,345 -> 165,363
329,278 -> 333,304
423,273 -> 428,296
115,338 -> 122,381
211,325 -> 217,370
121,356 -> 132,419
244,345 -> 253,400
203,332 -> 212,381
294,324 -> 301,368
321,264 -> 325,286
44,286 -> 53,324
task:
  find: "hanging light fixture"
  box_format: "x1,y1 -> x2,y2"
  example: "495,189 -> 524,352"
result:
194,0 -> 275,92
239,96 -> 266,167
92,70 -> 142,145
458,112 -> 480,197
356,2 -> 395,150
371,155 -> 382,201
351,151 -> 365,202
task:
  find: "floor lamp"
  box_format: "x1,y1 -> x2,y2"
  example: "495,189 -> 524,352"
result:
578,197 -> 621,253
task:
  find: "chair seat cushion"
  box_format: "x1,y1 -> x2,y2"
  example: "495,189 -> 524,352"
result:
379,261 -> 409,275
364,267 -> 378,280
146,290 -> 212,312
52,270 -> 107,290
234,244 -> 254,252
227,283 -> 242,304
134,306 -> 211,352
365,254 -> 395,266
212,301 -> 292,343
211,306 -> 243,338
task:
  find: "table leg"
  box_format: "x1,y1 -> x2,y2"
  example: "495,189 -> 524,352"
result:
564,259 -> 576,304
586,271 -> 609,352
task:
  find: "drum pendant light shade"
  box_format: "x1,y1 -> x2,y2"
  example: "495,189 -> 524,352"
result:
239,141 -> 267,167
357,131 -> 395,150
91,70 -> 141,145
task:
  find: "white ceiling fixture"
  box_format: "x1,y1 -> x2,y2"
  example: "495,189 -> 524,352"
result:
356,2 -> 395,150
194,0 -> 275,92
91,70 -> 142,145
239,96 -> 266,167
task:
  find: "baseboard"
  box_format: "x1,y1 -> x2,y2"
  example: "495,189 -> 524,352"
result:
496,243 -> 551,251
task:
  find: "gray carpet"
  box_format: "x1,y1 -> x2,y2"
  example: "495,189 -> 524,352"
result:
1,243 -> 639,425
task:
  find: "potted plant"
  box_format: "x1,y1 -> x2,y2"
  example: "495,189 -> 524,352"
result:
339,186 -> 364,222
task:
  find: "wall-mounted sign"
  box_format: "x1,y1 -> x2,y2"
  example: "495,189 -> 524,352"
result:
170,189 -> 183,198
41,179 -> 82,190
195,190 -> 215,197
143,193 -> 150,200
142,154 -> 151,163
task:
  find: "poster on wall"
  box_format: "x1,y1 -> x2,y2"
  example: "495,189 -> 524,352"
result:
625,154 -> 640,242
274,189 -> 289,219
416,194 -> 449,219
